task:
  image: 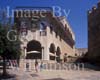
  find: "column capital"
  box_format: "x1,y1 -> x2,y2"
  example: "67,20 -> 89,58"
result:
42,46 -> 44,49
23,46 -> 27,49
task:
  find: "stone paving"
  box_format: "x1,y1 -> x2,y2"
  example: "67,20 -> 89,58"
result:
1,63 -> 100,80
4,69 -> 100,80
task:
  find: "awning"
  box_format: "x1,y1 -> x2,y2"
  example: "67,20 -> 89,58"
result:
27,51 -> 40,54
49,53 -> 57,57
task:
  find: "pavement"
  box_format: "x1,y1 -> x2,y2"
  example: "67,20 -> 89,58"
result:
3,69 -> 100,80
0,63 -> 100,80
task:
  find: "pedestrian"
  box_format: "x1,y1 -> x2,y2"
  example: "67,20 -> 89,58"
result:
26,62 -> 29,71
15,60 -> 19,71
35,59 -> 38,72
40,61 -> 43,71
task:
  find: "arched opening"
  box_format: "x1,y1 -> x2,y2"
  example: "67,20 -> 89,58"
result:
26,40 -> 42,59
49,43 -> 56,60
56,47 -> 61,62
49,43 -> 55,53
64,53 -> 67,62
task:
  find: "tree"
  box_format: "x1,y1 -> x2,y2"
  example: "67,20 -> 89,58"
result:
0,11 -> 21,76
0,23 -> 21,76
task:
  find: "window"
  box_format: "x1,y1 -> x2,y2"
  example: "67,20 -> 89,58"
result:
31,17 -> 40,31
49,43 -> 55,53
40,31 -> 47,36
40,21 -> 47,31
20,21 -> 28,35
39,21 -> 47,36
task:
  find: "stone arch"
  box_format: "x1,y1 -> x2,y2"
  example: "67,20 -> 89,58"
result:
26,40 -> 42,59
56,47 -> 61,62
56,47 -> 61,56
49,43 -> 56,60
49,43 -> 56,54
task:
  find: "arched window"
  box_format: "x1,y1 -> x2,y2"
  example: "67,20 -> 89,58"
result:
39,21 -> 47,36
56,47 -> 61,62
20,21 -> 28,36
49,43 -> 55,54
31,17 -> 40,31
56,47 -> 61,56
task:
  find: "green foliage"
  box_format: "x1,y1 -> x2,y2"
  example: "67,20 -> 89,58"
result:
0,24 -> 21,59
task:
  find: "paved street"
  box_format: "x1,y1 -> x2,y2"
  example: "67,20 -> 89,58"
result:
5,69 -> 100,80
0,63 -> 100,80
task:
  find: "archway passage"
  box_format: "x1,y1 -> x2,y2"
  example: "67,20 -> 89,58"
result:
26,40 -> 42,59
56,47 -> 61,56
49,43 -> 56,60
56,47 -> 61,62
49,43 -> 55,53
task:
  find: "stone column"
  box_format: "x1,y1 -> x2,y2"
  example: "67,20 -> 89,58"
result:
42,47 -> 44,60
55,52 -> 56,62
23,47 -> 27,58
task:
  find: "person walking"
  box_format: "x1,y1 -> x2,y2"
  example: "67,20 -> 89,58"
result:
35,59 -> 38,72
26,62 -> 29,71
40,61 -> 43,71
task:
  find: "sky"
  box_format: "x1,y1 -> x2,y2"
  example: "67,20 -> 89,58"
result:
0,0 -> 99,48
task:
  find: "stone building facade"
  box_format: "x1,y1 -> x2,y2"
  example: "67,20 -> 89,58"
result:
75,48 -> 87,57
14,7 -> 75,62
88,2 -> 100,62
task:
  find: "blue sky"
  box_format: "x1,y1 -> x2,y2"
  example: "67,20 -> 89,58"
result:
0,0 -> 99,48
